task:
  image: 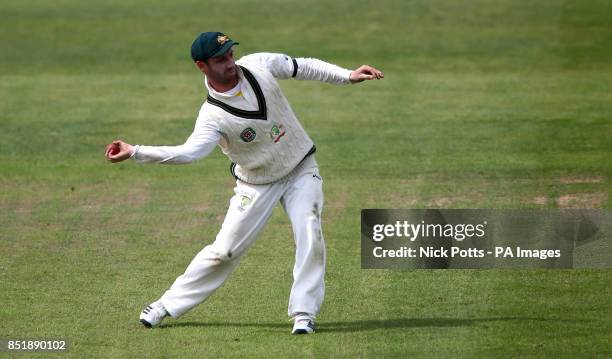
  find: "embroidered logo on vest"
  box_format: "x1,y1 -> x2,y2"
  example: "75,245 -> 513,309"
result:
269,123 -> 286,143
240,127 -> 256,142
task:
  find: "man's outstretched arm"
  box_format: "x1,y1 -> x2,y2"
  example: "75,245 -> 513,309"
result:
294,57 -> 384,84
239,53 -> 384,85
105,120 -> 220,164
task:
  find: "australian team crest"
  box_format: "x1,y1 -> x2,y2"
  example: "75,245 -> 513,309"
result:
238,194 -> 252,211
240,127 -> 256,142
217,35 -> 229,45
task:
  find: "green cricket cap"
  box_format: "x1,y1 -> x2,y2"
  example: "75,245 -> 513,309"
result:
191,32 -> 239,61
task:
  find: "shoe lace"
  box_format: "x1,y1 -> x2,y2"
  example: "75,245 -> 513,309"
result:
293,314 -> 313,324
153,302 -> 168,318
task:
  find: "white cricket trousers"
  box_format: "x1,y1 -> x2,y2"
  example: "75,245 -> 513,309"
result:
159,156 -> 326,319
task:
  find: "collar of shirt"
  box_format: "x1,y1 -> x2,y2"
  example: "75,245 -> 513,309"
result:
204,67 -> 244,99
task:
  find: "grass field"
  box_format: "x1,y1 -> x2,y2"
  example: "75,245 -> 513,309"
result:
1,0 -> 611,357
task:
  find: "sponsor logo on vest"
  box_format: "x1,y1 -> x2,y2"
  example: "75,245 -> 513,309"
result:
240,127 -> 256,142
269,123 -> 286,143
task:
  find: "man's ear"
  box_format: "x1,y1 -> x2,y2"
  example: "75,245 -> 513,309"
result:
195,60 -> 207,74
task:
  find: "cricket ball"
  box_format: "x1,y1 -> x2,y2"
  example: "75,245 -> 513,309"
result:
106,143 -> 120,156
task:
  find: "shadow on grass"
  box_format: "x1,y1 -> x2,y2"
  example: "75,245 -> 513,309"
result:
159,317 -> 584,333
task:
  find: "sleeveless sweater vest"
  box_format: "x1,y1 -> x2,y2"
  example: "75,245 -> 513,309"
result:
201,62 -> 315,184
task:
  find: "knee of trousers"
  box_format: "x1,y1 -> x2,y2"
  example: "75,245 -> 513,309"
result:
197,243 -> 239,266
298,212 -> 323,233
299,214 -> 325,250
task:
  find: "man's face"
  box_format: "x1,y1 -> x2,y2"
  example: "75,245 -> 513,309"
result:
198,47 -> 237,85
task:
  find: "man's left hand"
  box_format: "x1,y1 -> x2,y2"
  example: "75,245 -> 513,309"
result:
349,65 -> 384,83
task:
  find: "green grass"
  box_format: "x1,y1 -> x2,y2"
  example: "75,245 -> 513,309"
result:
1,0 -> 611,357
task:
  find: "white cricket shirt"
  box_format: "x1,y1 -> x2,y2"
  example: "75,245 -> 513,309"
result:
132,53 -> 352,183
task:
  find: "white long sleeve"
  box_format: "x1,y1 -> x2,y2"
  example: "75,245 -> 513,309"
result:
239,53 -> 352,84
294,57 -> 352,84
132,120 -> 220,164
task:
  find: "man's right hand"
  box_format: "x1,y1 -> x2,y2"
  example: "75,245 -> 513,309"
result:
105,140 -> 134,163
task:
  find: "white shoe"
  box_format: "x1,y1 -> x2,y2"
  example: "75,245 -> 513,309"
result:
292,313 -> 315,334
139,300 -> 168,328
